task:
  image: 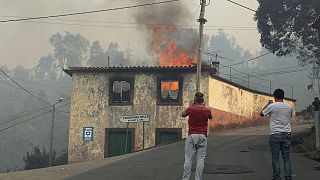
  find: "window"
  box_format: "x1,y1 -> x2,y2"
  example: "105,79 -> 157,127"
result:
109,78 -> 134,105
157,77 -> 182,105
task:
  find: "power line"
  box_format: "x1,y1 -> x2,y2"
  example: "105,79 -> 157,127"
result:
225,0 -> 257,12
0,104 -> 49,122
220,64 -> 295,87
208,52 -> 272,68
204,52 -> 295,88
0,98 -> 71,126
246,68 -> 308,77
0,102 -> 71,134
0,105 -> 51,126
232,66 -> 304,76
219,71 -> 273,90
0,68 -> 50,105
0,75 -> 71,89
0,111 -> 50,134
203,52 -> 235,61
0,15 -> 257,29
0,80 -> 67,99
227,52 -> 273,67
0,19 -> 258,31
0,0 -> 181,23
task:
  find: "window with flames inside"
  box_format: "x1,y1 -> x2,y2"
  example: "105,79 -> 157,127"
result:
110,79 -> 133,105
158,78 -> 182,105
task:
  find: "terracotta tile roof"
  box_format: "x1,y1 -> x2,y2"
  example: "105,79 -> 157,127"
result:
63,65 -> 217,76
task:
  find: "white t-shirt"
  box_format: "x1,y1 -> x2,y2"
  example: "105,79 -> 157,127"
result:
262,102 -> 292,135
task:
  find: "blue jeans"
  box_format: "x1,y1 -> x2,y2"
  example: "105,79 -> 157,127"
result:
269,133 -> 292,180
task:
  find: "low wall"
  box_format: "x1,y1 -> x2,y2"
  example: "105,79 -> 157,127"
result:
208,76 -> 296,133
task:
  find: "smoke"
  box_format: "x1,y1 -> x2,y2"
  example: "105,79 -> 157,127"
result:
134,0 -> 192,25
134,0 -> 198,64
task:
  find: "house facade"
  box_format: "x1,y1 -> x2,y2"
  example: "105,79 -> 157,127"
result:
64,66 -> 296,163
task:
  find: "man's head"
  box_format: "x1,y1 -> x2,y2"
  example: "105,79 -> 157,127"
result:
273,89 -> 284,101
194,92 -> 204,104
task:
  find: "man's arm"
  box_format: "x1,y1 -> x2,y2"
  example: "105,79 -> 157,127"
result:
260,102 -> 273,117
182,106 -> 191,117
182,109 -> 188,117
260,103 -> 269,117
182,100 -> 194,117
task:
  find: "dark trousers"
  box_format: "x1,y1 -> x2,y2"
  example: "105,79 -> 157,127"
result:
269,133 -> 292,180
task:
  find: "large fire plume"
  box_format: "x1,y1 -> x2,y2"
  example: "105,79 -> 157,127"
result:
148,23 -> 197,66
134,0 -> 198,67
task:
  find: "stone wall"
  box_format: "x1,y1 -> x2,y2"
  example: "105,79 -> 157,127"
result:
208,76 -> 296,132
68,71 -> 296,163
68,71 -> 210,163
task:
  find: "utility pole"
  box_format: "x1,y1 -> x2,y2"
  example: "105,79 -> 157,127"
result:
107,56 -> 110,67
269,80 -> 272,94
313,98 -> 320,150
49,98 -> 64,167
196,0 -> 207,92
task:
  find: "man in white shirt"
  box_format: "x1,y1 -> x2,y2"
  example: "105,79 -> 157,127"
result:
260,89 -> 292,180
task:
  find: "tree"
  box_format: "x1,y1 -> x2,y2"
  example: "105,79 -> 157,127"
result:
88,41 -> 108,67
35,55 -> 58,81
106,42 -> 131,66
49,32 -> 89,68
254,0 -> 320,76
13,65 -> 29,79
23,145 -> 68,170
23,145 -> 50,170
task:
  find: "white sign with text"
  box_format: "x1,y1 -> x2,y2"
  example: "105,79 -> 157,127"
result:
120,114 -> 150,123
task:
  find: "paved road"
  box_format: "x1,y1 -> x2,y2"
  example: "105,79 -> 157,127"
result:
1,125 -> 319,180
67,128 -> 319,180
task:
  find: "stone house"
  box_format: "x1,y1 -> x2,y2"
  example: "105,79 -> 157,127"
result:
64,65 -> 296,163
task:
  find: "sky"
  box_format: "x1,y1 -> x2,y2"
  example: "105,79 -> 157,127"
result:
0,0 -> 314,110
0,0 -> 260,69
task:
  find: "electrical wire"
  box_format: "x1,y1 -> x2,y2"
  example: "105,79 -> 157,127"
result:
0,80 -> 67,99
0,15 -> 257,29
0,111 -> 51,134
226,52 -> 273,67
0,102 -> 71,135
0,0 -> 181,23
0,98 -> 70,126
0,105 -> 52,126
0,19 -> 258,31
2,76 -> 70,89
0,68 -> 50,105
225,0 -> 257,12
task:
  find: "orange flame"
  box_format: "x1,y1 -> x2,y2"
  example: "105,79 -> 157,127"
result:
148,23 -> 197,66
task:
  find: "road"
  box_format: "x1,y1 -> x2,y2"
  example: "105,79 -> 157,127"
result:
1,124 -> 319,180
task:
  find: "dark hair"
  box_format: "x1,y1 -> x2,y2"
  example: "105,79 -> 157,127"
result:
273,89 -> 284,99
194,92 -> 204,104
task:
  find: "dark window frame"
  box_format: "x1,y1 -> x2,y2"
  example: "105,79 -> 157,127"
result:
157,77 -> 183,105
104,128 -> 135,158
109,77 -> 134,106
155,128 -> 182,146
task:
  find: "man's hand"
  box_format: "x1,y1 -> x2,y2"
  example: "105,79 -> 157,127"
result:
182,109 -> 188,117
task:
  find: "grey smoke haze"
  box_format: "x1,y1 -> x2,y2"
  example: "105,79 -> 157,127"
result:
134,0 -> 198,60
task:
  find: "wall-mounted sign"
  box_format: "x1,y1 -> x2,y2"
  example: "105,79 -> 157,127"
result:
83,127 -> 94,142
120,114 -> 150,123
